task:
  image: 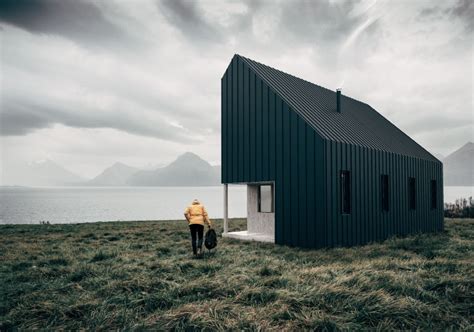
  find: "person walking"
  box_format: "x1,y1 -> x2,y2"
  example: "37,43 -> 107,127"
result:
184,199 -> 212,257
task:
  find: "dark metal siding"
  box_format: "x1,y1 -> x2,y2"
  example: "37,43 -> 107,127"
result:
222,55 -> 444,248
222,56 -> 327,248
324,141 -> 444,246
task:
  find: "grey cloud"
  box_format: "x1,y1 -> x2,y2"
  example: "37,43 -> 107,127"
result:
0,0 -> 135,49
0,97 -> 195,143
157,0 -> 223,43
450,0 -> 474,31
277,1 -> 365,45
0,102 -> 51,136
401,113 -> 469,136
418,0 -> 473,32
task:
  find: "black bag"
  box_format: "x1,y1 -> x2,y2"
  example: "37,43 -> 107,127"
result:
204,228 -> 217,250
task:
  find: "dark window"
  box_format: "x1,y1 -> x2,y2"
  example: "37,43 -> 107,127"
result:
381,174 -> 389,212
431,180 -> 437,209
258,184 -> 273,213
341,171 -> 351,214
408,177 -> 416,210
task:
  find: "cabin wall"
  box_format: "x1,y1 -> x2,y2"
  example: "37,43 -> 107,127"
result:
324,141 -> 444,247
221,55 -> 327,248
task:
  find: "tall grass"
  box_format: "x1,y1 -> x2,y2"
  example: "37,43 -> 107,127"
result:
0,218 -> 473,330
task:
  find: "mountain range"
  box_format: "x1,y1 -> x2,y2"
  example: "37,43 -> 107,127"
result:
87,162 -> 140,186
443,142 -> 473,186
1,143 -> 472,187
128,152 -> 220,186
1,159 -> 84,186
2,152 -> 220,187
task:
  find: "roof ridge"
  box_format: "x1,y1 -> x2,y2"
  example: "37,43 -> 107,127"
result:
237,54 -> 371,108
232,54 -> 437,162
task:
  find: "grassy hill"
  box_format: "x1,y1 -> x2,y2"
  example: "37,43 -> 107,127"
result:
1,219 -> 473,330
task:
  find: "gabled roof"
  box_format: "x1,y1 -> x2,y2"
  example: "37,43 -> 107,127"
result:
238,55 -> 438,162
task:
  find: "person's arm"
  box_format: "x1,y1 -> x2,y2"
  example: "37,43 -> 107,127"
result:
184,207 -> 190,223
203,207 -> 212,228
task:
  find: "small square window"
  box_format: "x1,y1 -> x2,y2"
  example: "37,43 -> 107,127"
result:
258,185 -> 273,213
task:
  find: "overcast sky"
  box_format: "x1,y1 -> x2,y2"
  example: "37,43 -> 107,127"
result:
1,0 -> 472,179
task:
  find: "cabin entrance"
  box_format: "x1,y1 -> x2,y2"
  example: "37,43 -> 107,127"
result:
222,182 -> 275,243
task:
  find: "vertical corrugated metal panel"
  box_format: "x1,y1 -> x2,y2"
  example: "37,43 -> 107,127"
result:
332,141 -> 338,246
243,65 -> 250,181
421,159 -> 425,232
221,71 -> 226,184
335,142 -> 340,246
341,143 -> 347,246
290,110 -> 299,245
366,148 -> 371,242
255,77 -> 262,180
269,91 -> 276,180
317,138 -> 327,247
404,155 -> 408,236
377,150 -> 382,240
221,56 -> 443,248
350,144 -> 356,247
379,150 -> 384,238
388,152 -> 393,237
298,119 -> 307,247
355,145 -> 361,245
229,63 -> 234,182
393,153 -> 397,236
238,59 -> 244,181
440,163 -> 444,231
275,98 -> 284,244
399,155 -> 404,235
262,86 -> 269,179
232,57 -> 237,182
249,70 -> 255,182
307,127 -> 315,247
325,140 -> 333,248
363,148 -> 368,243
282,103 -> 291,245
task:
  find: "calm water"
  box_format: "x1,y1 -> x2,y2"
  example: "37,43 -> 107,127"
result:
0,186 -> 472,225
0,186 -> 247,224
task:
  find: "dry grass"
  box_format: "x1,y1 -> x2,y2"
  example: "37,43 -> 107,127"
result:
0,218 -> 473,330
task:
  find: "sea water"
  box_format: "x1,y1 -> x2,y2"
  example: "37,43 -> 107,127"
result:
0,186 -> 247,224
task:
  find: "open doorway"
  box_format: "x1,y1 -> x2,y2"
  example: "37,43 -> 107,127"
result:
223,182 -> 275,243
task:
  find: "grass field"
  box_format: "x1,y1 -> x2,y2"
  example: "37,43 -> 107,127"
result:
1,218 -> 473,330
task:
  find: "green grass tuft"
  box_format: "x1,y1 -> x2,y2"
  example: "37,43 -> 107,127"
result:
90,250 -> 117,262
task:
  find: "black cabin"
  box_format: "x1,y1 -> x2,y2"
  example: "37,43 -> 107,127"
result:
221,54 -> 443,248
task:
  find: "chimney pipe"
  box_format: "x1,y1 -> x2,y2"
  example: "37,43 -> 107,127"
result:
336,88 -> 342,113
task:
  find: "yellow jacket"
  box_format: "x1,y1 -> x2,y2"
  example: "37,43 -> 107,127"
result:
184,200 -> 212,227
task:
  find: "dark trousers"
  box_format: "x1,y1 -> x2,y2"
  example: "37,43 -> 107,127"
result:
189,224 -> 204,254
